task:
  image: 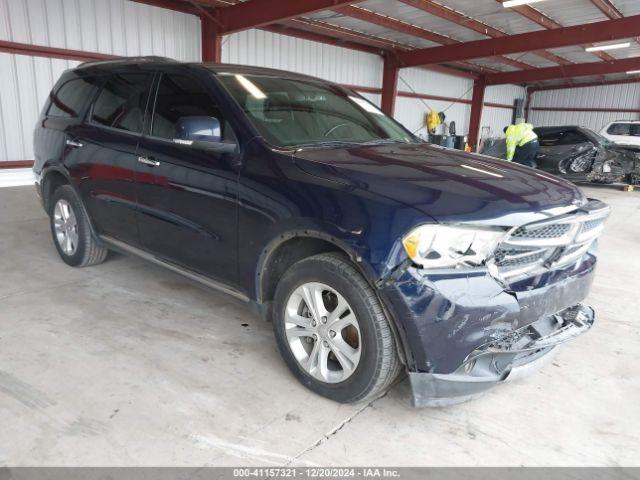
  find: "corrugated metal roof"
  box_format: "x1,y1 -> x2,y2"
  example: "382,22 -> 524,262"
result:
433,0 -> 545,35
186,0 -> 640,87
359,0 -> 490,42
533,0 -> 609,26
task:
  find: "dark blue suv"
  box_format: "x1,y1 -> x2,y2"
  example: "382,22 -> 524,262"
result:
33,57 -> 609,406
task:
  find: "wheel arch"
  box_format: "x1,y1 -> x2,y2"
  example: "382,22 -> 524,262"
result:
255,230 -> 369,305
255,230 -> 409,366
41,166 -> 73,212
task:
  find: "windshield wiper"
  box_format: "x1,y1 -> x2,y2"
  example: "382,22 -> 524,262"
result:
294,140 -> 364,149
360,138 -> 406,146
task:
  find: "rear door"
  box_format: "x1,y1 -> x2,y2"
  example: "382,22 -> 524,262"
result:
65,71 -> 155,246
35,73 -> 99,187
134,71 -> 240,286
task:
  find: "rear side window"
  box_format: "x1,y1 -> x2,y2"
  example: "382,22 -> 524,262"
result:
607,123 -> 631,136
539,130 -> 588,146
151,73 -> 226,140
607,123 -> 640,136
91,73 -> 153,133
48,77 -> 98,118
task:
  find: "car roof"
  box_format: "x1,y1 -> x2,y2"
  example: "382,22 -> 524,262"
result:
200,62 -> 333,83
73,56 -> 339,86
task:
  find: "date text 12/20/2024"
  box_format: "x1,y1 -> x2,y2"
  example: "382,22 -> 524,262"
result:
233,468 -> 401,478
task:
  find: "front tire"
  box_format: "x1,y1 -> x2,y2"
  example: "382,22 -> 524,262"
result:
272,253 -> 401,403
49,185 -> 108,267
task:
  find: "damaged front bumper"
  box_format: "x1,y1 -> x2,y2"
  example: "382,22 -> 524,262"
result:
408,304 -> 594,407
380,240 -> 599,407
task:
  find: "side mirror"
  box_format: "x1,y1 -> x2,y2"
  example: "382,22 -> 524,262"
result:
174,116 -> 237,154
175,116 -> 222,143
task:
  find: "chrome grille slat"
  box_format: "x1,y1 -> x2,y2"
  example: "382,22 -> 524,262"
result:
491,200 -> 610,281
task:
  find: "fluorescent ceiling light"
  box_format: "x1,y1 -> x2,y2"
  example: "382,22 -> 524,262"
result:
502,0 -> 547,8
627,70 -> 640,74
235,74 -> 266,99
585,42 -> 631,52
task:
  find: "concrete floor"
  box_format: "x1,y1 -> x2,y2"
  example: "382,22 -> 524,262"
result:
0,184 -> 638,466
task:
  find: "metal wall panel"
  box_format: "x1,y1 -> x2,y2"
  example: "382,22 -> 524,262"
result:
396,67 -> 470,138
221,28 -> 383,88
0,0 -> 201,59
530,83 -> 640,132
0,0 -> 201,162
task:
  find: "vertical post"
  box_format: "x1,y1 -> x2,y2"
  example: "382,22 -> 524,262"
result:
381,56 -> 399,117
201,15 -> 222,62
468,75 -> 486,151
524,88 -> 534,122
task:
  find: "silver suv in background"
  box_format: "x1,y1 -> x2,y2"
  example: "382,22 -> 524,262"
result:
600,120 -> 640,147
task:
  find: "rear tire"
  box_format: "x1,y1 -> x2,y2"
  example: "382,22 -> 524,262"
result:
49,185 -> 108,267
272,252 -> 401,404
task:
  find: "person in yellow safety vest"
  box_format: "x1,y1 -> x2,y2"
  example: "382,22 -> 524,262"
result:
504,123 -> 539,168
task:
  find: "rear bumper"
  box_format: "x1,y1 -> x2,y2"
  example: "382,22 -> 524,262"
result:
408,304 -> 594,407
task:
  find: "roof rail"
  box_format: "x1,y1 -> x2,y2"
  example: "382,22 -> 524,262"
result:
77,56 -> 179,69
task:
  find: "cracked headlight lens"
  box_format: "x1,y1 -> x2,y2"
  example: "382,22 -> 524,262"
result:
402,225 -> 506,269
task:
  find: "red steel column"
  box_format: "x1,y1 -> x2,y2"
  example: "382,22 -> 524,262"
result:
201,15 -> 222,62
468,75 -> 486,151
381,55 -> 399,117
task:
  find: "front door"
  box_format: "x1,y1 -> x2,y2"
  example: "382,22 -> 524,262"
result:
135,72 -> 240,286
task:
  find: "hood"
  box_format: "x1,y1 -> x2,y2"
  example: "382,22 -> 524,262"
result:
292,142 -> 586,226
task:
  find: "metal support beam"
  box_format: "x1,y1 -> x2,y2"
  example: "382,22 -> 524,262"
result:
398,0 -> 569,66
530,77 -> 640,92
486,57 -> 640,85
396,15 -> 640,68
590,0 -> 623,18
214,0 -> 363,35
380,56 -> 399,117
201,14 -> 222,62
468,76 -> 486,151
0,39 -> 112,62
335,4 -> 532,70
495,0 -> 615,62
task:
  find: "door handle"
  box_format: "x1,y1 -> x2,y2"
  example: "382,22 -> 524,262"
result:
65,139 -> 83,148
138,156 -> 160,167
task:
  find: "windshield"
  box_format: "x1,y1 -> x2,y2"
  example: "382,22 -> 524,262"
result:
216,73 -> 415,148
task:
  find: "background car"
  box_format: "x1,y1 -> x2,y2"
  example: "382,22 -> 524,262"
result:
600,120 -> 640,147
534,126 -> 640,184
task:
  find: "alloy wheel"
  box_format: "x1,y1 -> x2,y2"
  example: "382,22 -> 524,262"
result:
284,282 -> 362,383
53,199 -> 79,256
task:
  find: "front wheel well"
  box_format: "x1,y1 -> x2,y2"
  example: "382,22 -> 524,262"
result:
42,171 -> 70,212
258,236 -> 348,304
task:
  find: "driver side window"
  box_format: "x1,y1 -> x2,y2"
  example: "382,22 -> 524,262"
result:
151,73 -> 230,142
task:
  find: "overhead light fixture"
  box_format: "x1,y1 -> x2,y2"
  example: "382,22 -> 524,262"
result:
502,0 -> 547,8
585,42 -> 631,52
627,70 -> 640,74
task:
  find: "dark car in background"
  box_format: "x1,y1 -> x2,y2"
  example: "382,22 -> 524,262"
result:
33,58 -> 609,407
534,126 -> 640,184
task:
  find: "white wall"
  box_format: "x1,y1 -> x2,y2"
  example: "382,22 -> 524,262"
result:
395,67 -> 473,138
0,0 -> 201,162
222,29 -> 383,89
529,83 -> 640,132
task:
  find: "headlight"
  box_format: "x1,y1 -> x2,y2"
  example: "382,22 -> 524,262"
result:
402,225 -> 506,269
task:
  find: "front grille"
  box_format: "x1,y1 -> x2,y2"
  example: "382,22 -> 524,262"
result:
511,223 -> 571,239
491,200 -> 610,281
